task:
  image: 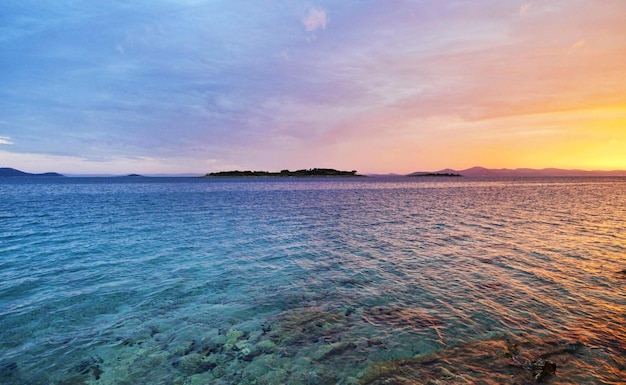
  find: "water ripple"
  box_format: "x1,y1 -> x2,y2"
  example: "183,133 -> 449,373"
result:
0,177 -> 624,384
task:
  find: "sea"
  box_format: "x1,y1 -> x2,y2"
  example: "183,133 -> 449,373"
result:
1,176 -> 624,385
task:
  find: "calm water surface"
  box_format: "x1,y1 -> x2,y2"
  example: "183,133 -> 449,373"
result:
1,177 -> 624,384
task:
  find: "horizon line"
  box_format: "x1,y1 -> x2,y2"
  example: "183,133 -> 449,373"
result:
3,166 -> 626,177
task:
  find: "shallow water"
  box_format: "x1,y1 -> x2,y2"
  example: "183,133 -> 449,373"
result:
1,176 -> 624,384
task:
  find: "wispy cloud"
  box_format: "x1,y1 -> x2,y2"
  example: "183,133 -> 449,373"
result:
519,2 -> 532,16
1,1 -> 625,173
302,8 -> 328,32
0,136 -> 13,145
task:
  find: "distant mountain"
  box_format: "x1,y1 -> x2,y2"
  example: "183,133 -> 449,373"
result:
0,167 -> 64,177
408,167 -> 626,177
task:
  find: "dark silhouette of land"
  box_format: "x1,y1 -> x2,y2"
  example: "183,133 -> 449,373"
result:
3,166 -> 624,178
408,172 -> 461,177
0,167 -> 64,177
204,168 -> 362,177
408,167 -> 626,177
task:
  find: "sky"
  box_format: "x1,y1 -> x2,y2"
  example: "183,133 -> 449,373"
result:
1,0 -> 625,175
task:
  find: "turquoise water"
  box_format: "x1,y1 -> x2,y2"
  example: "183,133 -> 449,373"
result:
1,177 -> 624,384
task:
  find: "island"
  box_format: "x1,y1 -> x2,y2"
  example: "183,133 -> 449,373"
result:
0,167 -> 64,177
408,172 -> 462,177
204,168 -> 362,178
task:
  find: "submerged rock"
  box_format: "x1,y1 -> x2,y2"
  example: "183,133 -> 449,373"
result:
199,338 -> 224,356
269,307 -> 346,347
234,340 -> 257,361
532,358 -> 557,381
173,339 -> 197,356
172,353 -> 216,374
226,329 -> 245,344
312,341 -> 357,361
71,356 -> 104,381
223,329 -> 246,352
359,334 -> 588,384
255,339 -> 277,353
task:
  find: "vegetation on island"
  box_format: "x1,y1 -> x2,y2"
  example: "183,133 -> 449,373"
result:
204,168 -> 362,177
408,172 -> 462,177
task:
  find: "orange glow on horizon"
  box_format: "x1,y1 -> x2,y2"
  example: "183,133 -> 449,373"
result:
311,104 -> 626,174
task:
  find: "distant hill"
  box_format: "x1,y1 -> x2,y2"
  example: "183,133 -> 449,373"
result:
408,166 -> 626,177
0,167 -> 64,177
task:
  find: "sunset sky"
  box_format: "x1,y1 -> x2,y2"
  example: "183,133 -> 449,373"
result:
1,0 -> 625,174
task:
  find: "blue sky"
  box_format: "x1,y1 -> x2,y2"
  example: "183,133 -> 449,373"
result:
1,1 -> 625,174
